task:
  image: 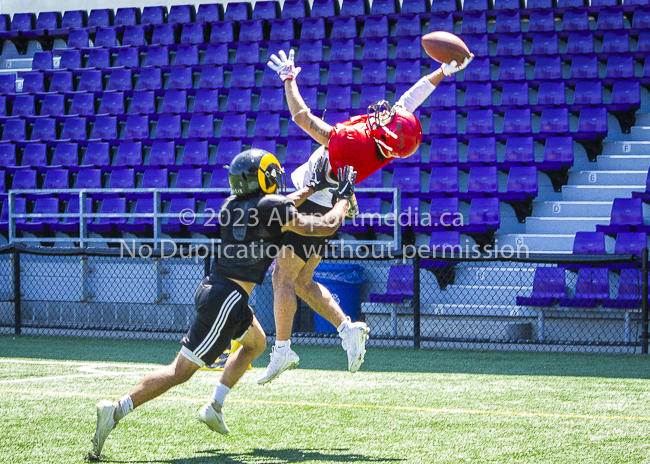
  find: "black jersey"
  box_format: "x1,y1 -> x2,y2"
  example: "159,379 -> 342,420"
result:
210,194 -> 299,284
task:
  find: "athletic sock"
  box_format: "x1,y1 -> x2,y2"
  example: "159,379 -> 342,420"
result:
337,317 -> 351,335
211,382 -> 231,407
275,339 -> 291,352
113,395 -> 133,422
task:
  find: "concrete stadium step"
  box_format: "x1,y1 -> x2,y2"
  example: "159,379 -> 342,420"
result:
631,126 -> 650,141
434,285 -> 531,305
561,185 -> 644,201
525,217 -> 608,234
532,201 -> 612,218
601,142 -> 650,157
568,171 -> 647,185
494,233 -> 577,253
453,264 -> 536,286
634,113 -> 650,126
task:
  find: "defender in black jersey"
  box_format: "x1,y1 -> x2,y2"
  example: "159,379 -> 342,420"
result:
89,149 -> 356,460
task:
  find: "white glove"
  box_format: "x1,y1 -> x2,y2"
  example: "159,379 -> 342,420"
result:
441,54 -> 474,77
267,49 -> 301,82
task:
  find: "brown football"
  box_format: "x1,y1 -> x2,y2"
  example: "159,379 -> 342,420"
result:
421,31 -> 471,64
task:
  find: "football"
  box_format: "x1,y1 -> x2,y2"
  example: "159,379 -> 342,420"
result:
421,31 -> 471,64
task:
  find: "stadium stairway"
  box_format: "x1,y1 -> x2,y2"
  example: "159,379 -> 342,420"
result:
495,108 -> 650,254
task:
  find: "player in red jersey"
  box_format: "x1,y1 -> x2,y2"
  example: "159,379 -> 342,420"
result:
257,49 -> 473,384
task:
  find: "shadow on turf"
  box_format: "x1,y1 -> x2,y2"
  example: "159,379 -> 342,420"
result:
104,447 -> 403,463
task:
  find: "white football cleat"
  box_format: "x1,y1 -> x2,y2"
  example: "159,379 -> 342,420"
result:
89,400 -> 117,460
198,401 -> 230,435
340,321 -> 370,373
257,346 -> 300,385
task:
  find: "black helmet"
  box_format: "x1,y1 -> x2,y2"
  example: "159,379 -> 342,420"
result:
228,149 -> 285,197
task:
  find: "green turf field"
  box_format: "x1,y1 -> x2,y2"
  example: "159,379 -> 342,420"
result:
2,335 -> 650,464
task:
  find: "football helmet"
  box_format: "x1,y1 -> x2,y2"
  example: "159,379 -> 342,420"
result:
366,101 -> 423,159
228,149 -> 285,197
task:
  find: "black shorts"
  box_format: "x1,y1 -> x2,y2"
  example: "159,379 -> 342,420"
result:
283,200 -> 339,262
180,276 -> 253,367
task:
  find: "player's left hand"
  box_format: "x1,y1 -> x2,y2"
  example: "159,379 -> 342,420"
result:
441,54 -> 474,77
308,155 -> 336,192
267,49 -> 301,82
330,165 -> 357,204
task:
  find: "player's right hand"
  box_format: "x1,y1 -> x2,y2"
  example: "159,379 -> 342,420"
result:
330,166 -> 357,204
441,54 -> 474,77
267,49 -> 301,82
308,155 -> 336,192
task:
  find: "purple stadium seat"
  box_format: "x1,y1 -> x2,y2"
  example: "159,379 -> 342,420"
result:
12,170 -> 37,191
497,34 -> 524,56
467,197 -> 500,230
254,113 -> 280,138
220,114 -> 247,139
429,110 -> 457,135
427,167 -> 459,197
578,107 -> 608,133
425,83 -> 454,109
500,82 -> 528,106
505,166 -> 538,199
396,14 -> 421,37
394,37 -> 422,62
328,62 -> 354,85
215,141 -> 242,165
364,16 -> 388,38
429,138 -> 459,164
77,70 -> 103,92
612,81 -> 641,106
563,10 -> 589,31
284,139 -> 312,166
224,2 -> 250,21
282,0 -> 307,18
142,168 -> 169,189
258,88 -> 284,112
603,269 -> 642,309
323,111 -> 350,127
32,52 -> 54,71
88,9 -> 112,28
573,231 -> 606,254
0,74 -> 14,93
372,0 -> 398,14
11,13 -> 34,33
430,0 -> 457,12
466,166 -> 497,195
299,18 -> 325,41
467,137 -> 496,164
369,265 -> 413,304
181,141 -> 208,166
463,58 -> 491,82
75,168 -> 102,189
129,91 -> 155,115
114,7 -> 137,26
540,108 -> 569,133
161,90 -> 187,114
498,57 -> 525,81
566,32 -> 594,55
69,93 -> 95,116
145,46 -> 169,67
331,17 -> 357,39
106,69 -> 132,92
325,86 -> 352,110
361,62 -> 388,85
429,198 -> 460,229
124,115 -> 149,140
23,73 -> 44,93
33,11 -> 60,34
0,145 -> 15,167
136,68 -> 162,91
230,66 -> 256,88
463,35 -> 489,58
31,118 -> 56,141
238,20 -> 264,42
544,137 -> 574,165
50,197 -> 92,231
340,0 -> 368,16
90,117 -> 117,141
21,143 -> 47,168
269,19 -> 294,41
90,197 -> 127,231
531,33 -> 559,55
298,40 -> 324,62
66,29 -> 90,49
148,142 -> 175,167
198,67 -> 223,89
391,167 -> 420,194
395,60 -> 421,84
597,198 -> 644,233
606,55 -> 634,78
226,88 -> 252,112
533,56 -> 561,80
3,120 -> 26,141
82,143 -> 109,167
161,198 -> 195,232
252,1 -> 279,19
152,24 -> 176,46
114,142 -> 141,167
559,268 -> 609,308
517,267 -> 566,306
427,13 -> 454,34
251,140 -> 277,155
155,115 -> 181,139
22,197 -> 59,230
209,21 -> 234,43
463,0 -> 489,10
60,49 -> 82,70
311,0 -> 337,17
573,81 -> 602,105
188,114 -> 214,139
645,58 -> 650,77
633,7 -> 650,29
169,4 -> 195,24
602,30 -> 630,53
504,137 -> 534,164
43,169 -> 69,189
363,38 -> 388,61
329,39 -> 355,61
209,168 -> 230,189
503,109 -> 531,134
174,45 -> 199,67
120,197 -> 153,232
464,83 -> 492,107
495,11 -> 521,33
466,110 -> 494,134
62,10 -> 86,30
11,95 -> 35,117
637,30 -> 650,53
108,168 -> 135,189
94,28 -> 117,48
98,92 -> 124,116
122,26 -> 147,47
191,89 -> 219,114
615,232 -> 646,254
175,168 -> 202,190
558,0 -> 585,6
52,143 -> 78,167
597,7 -> 624,29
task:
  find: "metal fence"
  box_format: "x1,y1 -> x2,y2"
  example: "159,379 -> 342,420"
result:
1,243 -> 647,355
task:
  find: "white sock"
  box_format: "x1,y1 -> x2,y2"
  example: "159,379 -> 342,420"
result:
337,318 -> 351,335
211,382 -> 231,407
113,395 -> 133,422
275,339 -> 291,351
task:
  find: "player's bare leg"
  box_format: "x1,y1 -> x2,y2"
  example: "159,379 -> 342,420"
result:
295,255 -> 370,373
257,248 -> 304,384
199,317 -> 267,434
89,354 -> 199,460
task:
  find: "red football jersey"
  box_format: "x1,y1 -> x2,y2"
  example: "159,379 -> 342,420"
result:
328,115 -> 391,183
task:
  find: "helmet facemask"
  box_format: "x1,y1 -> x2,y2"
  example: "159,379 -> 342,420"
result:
367,100 -> 404,159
